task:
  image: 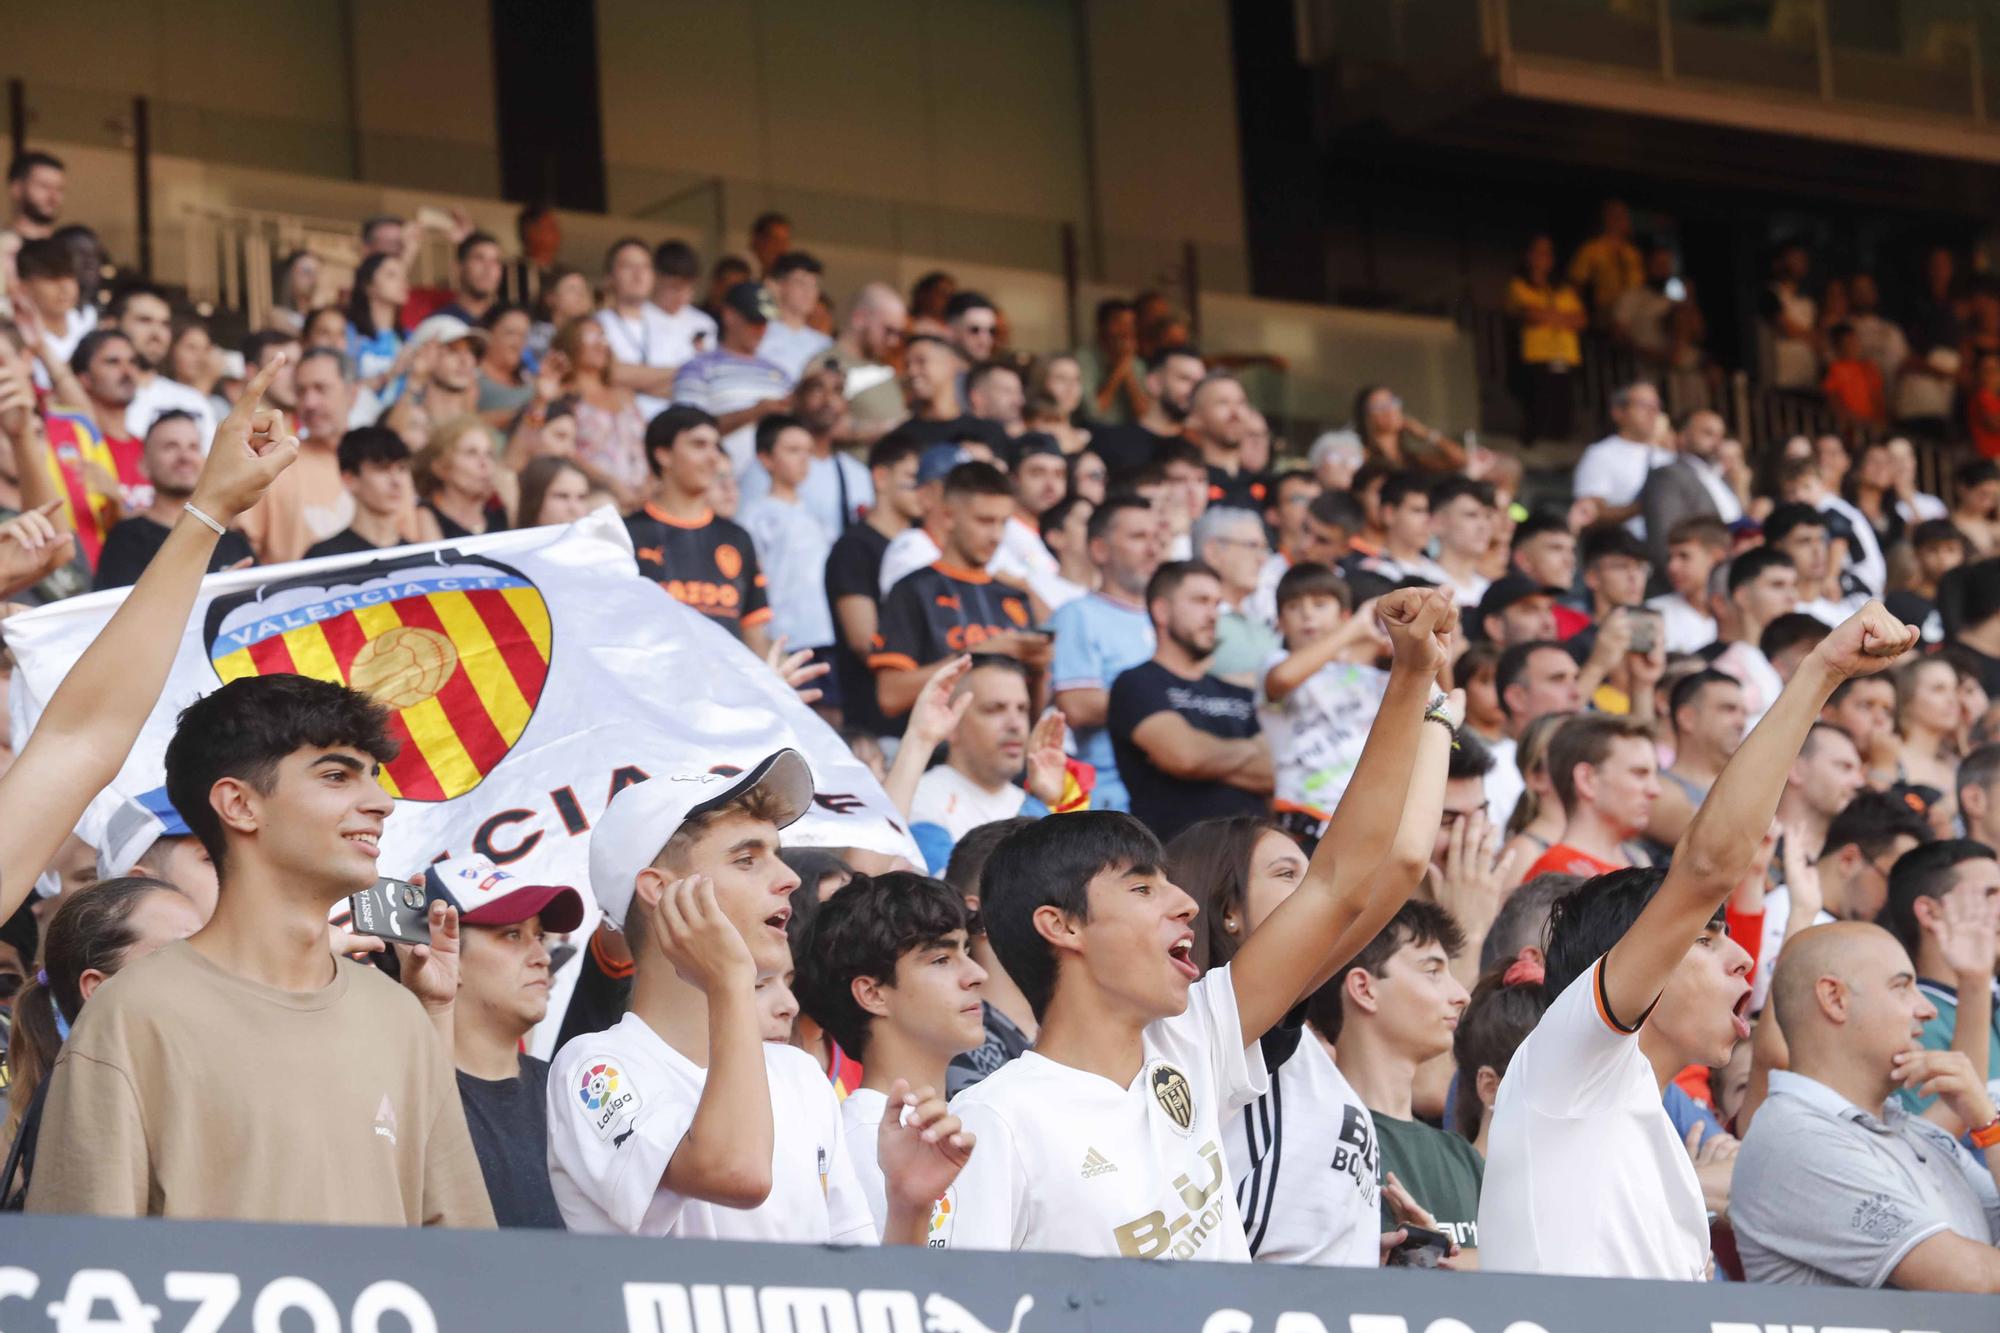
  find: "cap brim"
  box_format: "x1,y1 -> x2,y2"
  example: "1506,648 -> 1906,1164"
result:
691,748 -> 815,830
460,884 -> 586,934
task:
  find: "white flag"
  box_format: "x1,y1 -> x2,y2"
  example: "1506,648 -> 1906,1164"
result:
5,507 -> 916,1044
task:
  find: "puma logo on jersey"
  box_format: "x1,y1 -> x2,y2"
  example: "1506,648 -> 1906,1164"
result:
1081,1148 -> 1117,1178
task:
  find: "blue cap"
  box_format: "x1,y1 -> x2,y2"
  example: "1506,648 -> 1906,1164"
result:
918,443 -> 970,485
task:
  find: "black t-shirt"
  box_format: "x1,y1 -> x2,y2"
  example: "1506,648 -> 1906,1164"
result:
826,522 -> 893,736
303,527 -> 392,562
423,499 -> 509,542
1887,590 -> 1940,642
624,505 -> 771,640
1107,660 -> 1266,836
553,934 -> 632,1056
870,563 -> 1032,680
455,1057 -> 564,1229
1206,464 -> 1268,513
1091,423 -> 1178,474
94,515 -> 254,590
903,415 -> 1011,457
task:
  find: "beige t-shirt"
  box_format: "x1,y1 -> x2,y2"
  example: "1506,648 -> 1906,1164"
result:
27,941 -> 494,1227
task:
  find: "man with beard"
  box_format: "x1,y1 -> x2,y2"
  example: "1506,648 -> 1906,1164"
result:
387,314 -> 487,433
94,410 -> 254,588
738,361 -> 871,541
110,285 -> 217,442
1093,346 -> 1205,473
830,282 -> 908,444
67,330 -> 146,504
1108,559 -> 1272,836
1639,409 -> 1743,568
2,152 -> 63,315
1186,372 -> 1263,512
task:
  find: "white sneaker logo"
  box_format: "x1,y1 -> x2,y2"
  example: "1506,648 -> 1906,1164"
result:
1081,1147 -> 1116,1178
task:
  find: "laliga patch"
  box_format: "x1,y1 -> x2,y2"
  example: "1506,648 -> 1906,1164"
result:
577,1060 -> 642,1141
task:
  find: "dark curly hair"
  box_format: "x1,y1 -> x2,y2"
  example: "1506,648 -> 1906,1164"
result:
791,872 -> 970,1061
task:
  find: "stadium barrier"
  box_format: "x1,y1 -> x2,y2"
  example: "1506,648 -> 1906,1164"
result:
0,1215 -> 1988,1333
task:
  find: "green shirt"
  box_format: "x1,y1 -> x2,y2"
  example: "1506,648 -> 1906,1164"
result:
1209,608 -> 1281,689
1897,977 -> 2000,1118
1373,1111 -> 1485,1250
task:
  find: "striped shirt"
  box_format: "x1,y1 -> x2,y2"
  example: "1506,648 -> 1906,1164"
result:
671,349 -> 793,474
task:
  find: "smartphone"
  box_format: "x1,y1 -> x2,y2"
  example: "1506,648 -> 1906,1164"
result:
1624,607 -> 1662,656
1386,1223 -> 1454,1269
347,877 -> 433,946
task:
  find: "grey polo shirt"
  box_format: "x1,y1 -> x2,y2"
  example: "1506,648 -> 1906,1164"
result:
1732,1071 -> 2000,1286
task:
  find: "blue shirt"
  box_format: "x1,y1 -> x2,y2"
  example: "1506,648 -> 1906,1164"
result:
1048,593 -> 1155,811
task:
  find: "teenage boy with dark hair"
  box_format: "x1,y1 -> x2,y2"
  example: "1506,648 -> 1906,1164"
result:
827,430 -> 926,740
625,404 -> 774,655
415,854 -> 587,1228
1711,547 -> 1800,728
794,871 -> 988,1231
30,672 -> 492,1226
304,426 -> 419,559
870,460 -> 1051,718
944,817 -> 1038,1095
548,751 -> 968,1243
1320,900 -> 1482,1256
1479,601 -> 1921,1281
936,586 -> 1459,1259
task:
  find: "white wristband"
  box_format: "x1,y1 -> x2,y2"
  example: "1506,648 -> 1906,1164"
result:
182,502 -> 226,536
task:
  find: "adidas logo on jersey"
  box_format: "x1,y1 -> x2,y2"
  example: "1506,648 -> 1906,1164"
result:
1081,1148 -> 1117,1178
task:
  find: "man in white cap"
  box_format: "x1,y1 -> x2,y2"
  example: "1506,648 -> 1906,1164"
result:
546,749 -> 971,1242
415,854 -> 587,1229
96,788 -> 219,922
385,313 -> 486,436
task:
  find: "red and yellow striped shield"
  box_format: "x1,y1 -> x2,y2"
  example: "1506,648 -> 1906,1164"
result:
202,552 -> 552,801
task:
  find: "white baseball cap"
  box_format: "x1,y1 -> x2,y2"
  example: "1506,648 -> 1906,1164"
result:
587,749 -> 815,929
421,853 -> 585,933
407,313 -> 489,351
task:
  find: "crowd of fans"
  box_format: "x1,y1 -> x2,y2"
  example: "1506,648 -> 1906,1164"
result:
1505,197 -> 2000,456
0,145 -> 1998,1294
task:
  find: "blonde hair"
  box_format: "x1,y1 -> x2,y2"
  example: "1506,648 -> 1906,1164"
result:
410,415 -> 493,500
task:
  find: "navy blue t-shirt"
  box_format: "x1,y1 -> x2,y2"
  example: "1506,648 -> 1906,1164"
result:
1107,660 -> 1265,836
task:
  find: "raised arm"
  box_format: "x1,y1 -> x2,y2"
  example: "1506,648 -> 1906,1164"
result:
0,355 -> 298,919
1230,587 -> 1453,1043
1600,602 -> 1917,1027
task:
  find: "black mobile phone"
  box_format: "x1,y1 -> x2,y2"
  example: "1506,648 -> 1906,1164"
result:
1386,1223 -> 1454,1269
347,877 -> 433,946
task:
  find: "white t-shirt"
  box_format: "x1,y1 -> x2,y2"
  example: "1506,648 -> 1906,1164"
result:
126,374 -> 219,446
938,963 -> 1267,1260
1225,1034 -> 1380,1266
598,304 -> 714,420
737,450 -> 873,544
840,1086 -> 891,1235
28,305 -> 95,390
1645,593 -> 1716,654
547,1011 -> 875,1243
739,494 -> 835,649
1256,650 -> 1388,819
1712,641 -> 1785,731
758,322 -> 834,383
993,515 -> 1074,616
1478,959 -> 1711,1281
911,765 -> 1028,844
1574,435 -> 1672,537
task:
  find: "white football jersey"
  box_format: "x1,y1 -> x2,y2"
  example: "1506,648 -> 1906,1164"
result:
936,964 -> 1266,1260
547,1010 -> 875,1243
1226,1033 -> 1381,1266
840,1086 -> 890,1235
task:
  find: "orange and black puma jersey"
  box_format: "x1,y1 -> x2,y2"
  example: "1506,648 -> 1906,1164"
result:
625,505 -> 771,637
869,561 -> 1031,672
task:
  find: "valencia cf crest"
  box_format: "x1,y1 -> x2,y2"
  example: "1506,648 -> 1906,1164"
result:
203,549 -> 553,802
1150,1063 -> 1194,1134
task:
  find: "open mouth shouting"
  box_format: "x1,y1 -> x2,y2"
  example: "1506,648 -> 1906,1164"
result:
1168,934 -> 1198,982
